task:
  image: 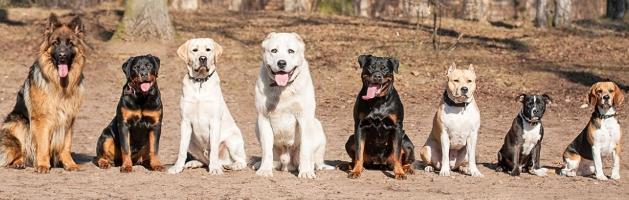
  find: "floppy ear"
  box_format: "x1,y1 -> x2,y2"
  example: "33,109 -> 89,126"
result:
177,40 -> 189,63
121,56 -> 135,78
357,55 -> 371,69
516,93 -> 526,103
291,32 -> 305,51
46,13 -> 61,34
261,32 -> 276,50
613,83 -> 625,106
388,58 -> 399,73
213,41 -> 223,63
69,16 -> 84,36
446,63 -> 456,75
148,54 -> 160,76
588,83 -> 599,107
542,94 -> 552,104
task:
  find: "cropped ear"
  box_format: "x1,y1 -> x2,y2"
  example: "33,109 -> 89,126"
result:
177,40 -> 189,63
212,41 -> 223,63
69,16 -> 84,36
516,93 -> 526,103
261,32 -> 276,50
613,83 -> 625,107
542,94 -> 552,104
388,58 -> 399,73
46,13 -> 61,34
588,83 -> 599,107
148,54 -> 160,76
446,63 -> 456,75
357,55 -> 372,69
121,56 -> 135,78
468,64 -> 475,71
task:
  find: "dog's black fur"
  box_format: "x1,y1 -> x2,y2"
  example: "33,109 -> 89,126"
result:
345,55 -> 415,179
95,55 -> 164,172
496,94 -> 551,176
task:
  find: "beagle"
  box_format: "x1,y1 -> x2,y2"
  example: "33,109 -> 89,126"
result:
561,81 -> 624,180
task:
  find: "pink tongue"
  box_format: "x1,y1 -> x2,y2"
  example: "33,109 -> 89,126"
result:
140,82 -> 152,92
275,74 -> 289,86
362,84 -> 380,100
58,64 -> 68,78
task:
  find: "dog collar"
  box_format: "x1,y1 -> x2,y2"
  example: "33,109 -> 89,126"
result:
592,110 -> 617,119
189,70 -> 215,88
518,111 -> 540,125
443,91 -> 468,107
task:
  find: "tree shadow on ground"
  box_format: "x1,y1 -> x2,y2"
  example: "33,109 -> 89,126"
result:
0,9 -> 26,26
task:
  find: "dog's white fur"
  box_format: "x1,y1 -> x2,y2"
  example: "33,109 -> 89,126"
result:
168,38 -> 247,175
253,32 -> 333,179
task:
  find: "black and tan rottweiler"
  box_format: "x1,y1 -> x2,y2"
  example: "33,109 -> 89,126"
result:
0,14 -> 86,173
95,54 -> 164,173
345,55 -> 415,179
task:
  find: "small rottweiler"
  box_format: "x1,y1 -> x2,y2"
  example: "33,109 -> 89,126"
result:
345,55 -> 415,179
95,54 -> 164,173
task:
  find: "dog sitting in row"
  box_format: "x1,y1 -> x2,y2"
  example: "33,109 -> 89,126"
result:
420,63 -> 483,177
168,38 -> 247,175
561,81 -> 624,180
253,32 -> 333,179
496,94 -> 551,176
345,55 -> 415,180
95,55 -> 164,173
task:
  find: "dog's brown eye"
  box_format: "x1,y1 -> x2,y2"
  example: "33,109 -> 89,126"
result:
288,49 -> 295,54
609,89 -> 614,93
467,80 -> 472,83
454,79 -> 460,83
206,48 -> 211,51
192,48 -> 198,52
597,89 -> 603,93
271,49 -> 278,53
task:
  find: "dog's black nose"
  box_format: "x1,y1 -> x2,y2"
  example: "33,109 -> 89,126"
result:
603,95 -> 610,100
277,60 -> 287,69
199,56 -> 207,63
461,87 -> 469,94
373,73 -> 383,82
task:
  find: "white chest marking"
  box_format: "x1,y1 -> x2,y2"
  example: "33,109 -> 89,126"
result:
594,117 -> 621,156
521,122 -> 541,155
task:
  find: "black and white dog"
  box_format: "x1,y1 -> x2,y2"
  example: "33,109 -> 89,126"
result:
496,94 -> 551,176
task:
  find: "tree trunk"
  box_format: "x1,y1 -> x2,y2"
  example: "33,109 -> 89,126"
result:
553,0 -> 571,27
284,0 -> 313,12
534,0 -> 547,27
606,0 -> 626,19
114,0 -> 175,41
172,0 -> 199,11
462,0 -> 488,22
229,0 -> 243,11
357,0 -> 370,17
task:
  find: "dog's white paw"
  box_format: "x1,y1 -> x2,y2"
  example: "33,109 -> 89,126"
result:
424,166 -> 434,172
468,168 -> 483,177
208,165 -> 224,175
610,173 -> 620,180
256,169 -> 273,177
595,174 -> 609,181
531,168 -> 548,177
298,170 -> 317,179
560,169 -> 576,177
228,162 -> 246,171
315,163 -> 335,171
168,166 -> 183,174
439,168 -> 451,176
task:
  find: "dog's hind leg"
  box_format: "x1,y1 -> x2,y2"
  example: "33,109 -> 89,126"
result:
224,130 -> 247,171
312,120 -> 333,171
0,130 -> 25,169
95,128 -> 117,169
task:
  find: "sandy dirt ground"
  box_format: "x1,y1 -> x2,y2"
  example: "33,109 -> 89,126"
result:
0,5 -> 628,199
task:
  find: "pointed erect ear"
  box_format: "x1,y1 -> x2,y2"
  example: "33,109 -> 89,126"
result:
612,83 -> 625,107
388,58 -> 399,74
213,41 -> 223,63
588,83 -> 599,107
122,56 -> 135,78
542,94 -> 552,104
148,54 -> 160,76
46,13 -> 61,34
446,63 -> 456,75
468,64 -> 475,71
69,16 -> 84,35
357,55 -> 371,69
261,32 -> 276,49
177,40 -> 189,63
516,93 -> 526,103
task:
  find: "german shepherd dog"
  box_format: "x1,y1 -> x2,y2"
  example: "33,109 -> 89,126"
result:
95,55 -> 164,173
0,14 -> 86,173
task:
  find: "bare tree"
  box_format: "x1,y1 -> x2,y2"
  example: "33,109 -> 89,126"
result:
534,0 -> 547,27
172,0 -> 199,11
229,0 -> 244,11
284,0 -> 313,12
462,0 -> 489,22
114,0 -> 175,41
553,0 -> 571,27
607,0 -> 626,19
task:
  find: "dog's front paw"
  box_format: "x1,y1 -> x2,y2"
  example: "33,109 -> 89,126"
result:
229,162 -> 246,171
439,168 -> 451,176
256,169 -> 273,177
10,159 -> 25,169
531,168 -> 548,177
35,165 -> 50,173
469,168 -> 483,177
298,170 -> 317,179
595,174 -> 609,181
208,165 -> 223,175
610,173 -> 620,180
394,172 -> 407,180
168,166 -> 183,174
424,166 -> 434,172
120,165 -> 133,173
64,164 -> 80,171
560,169 -> 576,177
348,170 -> 362,179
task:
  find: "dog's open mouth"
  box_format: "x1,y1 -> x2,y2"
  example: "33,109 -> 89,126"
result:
57,62 -> 69,78
272,67 -> 297,87
362,82 -> 389,100
139,81 -> 153,92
